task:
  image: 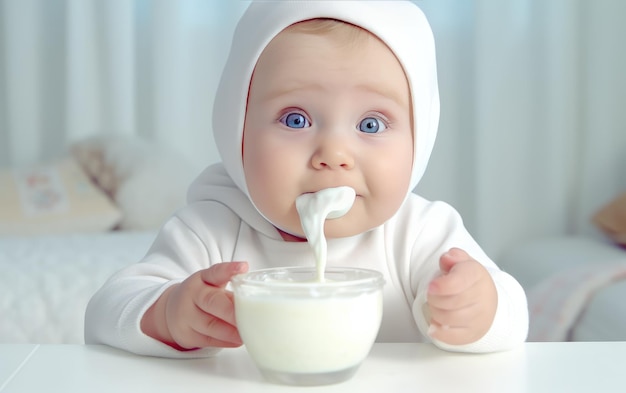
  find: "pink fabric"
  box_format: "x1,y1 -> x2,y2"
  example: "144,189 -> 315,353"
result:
527,263 -> 626,341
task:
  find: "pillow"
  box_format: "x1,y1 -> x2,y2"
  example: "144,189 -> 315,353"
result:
71,135 -> 199,230
592,191 -> 626,247
0,157 -> 122,235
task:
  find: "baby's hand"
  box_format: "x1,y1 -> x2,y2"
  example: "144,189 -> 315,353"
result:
141,261 -> 249,350
426,248 -> 497,346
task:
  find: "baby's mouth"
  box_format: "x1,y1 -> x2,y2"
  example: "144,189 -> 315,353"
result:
303,187 -> 359,196
296,187 -> 356,220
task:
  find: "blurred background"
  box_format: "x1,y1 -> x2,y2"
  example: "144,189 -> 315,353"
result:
1,0 -> 625,259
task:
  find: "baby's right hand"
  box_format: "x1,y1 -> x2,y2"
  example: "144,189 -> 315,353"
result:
141,261 -> 249,350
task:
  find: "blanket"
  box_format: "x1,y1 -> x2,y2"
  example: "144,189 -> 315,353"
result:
0,231 -> 155,344
527,262 -> 626,341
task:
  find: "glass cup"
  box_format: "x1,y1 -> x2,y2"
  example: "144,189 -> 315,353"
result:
231,266 -> 384,386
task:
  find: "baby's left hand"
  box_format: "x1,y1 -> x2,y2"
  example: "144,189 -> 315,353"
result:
426,248 -> 498,346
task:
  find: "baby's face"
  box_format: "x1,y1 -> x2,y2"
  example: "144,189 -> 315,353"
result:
243,22 -> 413,239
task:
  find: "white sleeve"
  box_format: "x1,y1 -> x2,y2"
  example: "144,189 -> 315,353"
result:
407,199 -> 529,353
84,212 -> 232,358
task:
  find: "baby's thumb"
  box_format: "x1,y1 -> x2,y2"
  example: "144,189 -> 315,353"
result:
439,248 -> 468,274
201,261 -> 249,287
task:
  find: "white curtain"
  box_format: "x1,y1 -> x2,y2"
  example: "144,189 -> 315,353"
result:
0,0 -> 247,168
415,0 -> 626,257
1,0 -> 625,258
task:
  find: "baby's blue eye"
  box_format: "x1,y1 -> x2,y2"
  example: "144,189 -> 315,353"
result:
358,117 -> 387,133
280,112 -> 310,129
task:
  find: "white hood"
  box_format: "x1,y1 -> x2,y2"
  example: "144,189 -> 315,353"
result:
189,0 -> 440,234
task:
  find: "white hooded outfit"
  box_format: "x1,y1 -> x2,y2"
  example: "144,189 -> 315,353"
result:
85,0 -> 528,357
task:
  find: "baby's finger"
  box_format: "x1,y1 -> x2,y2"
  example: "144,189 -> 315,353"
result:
178,323 -> 243,349
439,248 -> 470,273
429,261 -> 479,296
195,287 -> 238,326
200,261 -> 249,288
428,292 -> 475,312
189,313 -> 243,347
428,303 -> 478,328
428,322 -> 482,346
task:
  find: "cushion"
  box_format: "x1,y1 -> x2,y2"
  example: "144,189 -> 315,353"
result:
592,191 -> 626,246
71,135 -> 198,230
0,157 -> 122,235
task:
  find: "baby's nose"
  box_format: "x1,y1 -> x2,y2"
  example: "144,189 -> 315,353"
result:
311,134 -> 355,170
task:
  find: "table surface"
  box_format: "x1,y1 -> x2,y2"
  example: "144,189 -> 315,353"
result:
1,342 -> 625,392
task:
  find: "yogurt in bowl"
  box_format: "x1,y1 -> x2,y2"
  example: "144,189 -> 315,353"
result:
231,266 -> 384,385
231,186 -> 385,385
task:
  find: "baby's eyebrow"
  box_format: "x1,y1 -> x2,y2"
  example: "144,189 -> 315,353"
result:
261,80 -> 409,109
354,83 -> 410,109
262,81 -> 325,102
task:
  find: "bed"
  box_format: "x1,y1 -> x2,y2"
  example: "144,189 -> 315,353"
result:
499,188 -> 626,342
0,136 -> 194,344
4,233 -> 625,345
499,235 -> 626,342
0,231 -> 155,343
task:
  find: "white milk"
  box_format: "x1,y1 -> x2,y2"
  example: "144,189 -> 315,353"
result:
295,186 -> 356,281
236,288 -> 383,374
234,187 -> 383,381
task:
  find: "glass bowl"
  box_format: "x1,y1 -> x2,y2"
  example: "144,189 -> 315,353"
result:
231,266 -> 384,386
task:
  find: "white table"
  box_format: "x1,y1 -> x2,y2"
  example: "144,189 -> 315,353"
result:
1,342 -> 624,392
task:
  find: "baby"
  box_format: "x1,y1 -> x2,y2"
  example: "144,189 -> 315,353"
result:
86,0 -> 528,357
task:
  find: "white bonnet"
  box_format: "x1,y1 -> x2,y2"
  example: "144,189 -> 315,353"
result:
213,0 -> 440,198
